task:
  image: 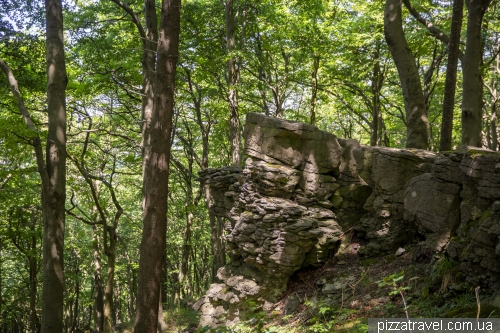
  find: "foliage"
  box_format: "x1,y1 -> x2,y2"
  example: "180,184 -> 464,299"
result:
376,270 -> 409,297
1,0 -> 500,330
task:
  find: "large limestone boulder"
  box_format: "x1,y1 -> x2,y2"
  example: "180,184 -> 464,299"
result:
195,113 -> 500,326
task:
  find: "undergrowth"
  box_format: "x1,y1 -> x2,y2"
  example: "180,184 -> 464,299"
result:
113,253 -> 498,333
187,252 -> 499,333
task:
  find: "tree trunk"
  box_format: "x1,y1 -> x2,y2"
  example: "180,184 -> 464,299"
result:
176,187 -> 193,302
29,214 -> 39,333
92,226 -> 104,333
71,275 -> 80,333
384,0 -> 429,149
255,31 -> 270,116
141,0 -> 158,169
491,103 -> 498,150
224,0 -> 241,167
118,238 -> 136,321
310,55 -> 320,126
157,294 -> 167,333
103,227 -> 116,333
461,0 -> 491,146
42,0 -> 67,331
440,0 -> 464,151
370,46 -> 383,146
133,0 -> 181,330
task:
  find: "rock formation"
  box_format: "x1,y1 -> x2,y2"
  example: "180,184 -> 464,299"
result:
194,113 -> 500,327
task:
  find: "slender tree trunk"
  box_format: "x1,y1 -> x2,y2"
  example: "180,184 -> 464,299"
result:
440,0 -> 464,151
42,0 -> 67,331
118,238 -> 135,321
103,227 -> 116,333
384,0 -> 429,149
141,0 -> 158,168
92,226 -> 104,333
113,280 -> 119,326
310,55 -> 320,126
255,31 -> 270,115
29,215 -> 39,333
170,270 -> 179,306
491,103 -> 498,150
371,46 -> 383,146
491,45 -> 499,151
29,258 -> 38,333
71,276 -> 79,333
224,0 -> 241,167
134,0 -> 181,330
178,180 -> 193,300
461,0 -> 491,146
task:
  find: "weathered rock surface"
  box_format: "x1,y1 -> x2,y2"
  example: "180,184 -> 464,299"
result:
195,113 -> 500,327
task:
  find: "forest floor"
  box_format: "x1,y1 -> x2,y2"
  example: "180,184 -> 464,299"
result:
122,243 -> 500,333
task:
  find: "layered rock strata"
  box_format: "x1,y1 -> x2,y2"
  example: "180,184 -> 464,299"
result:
194,113 -> 500,326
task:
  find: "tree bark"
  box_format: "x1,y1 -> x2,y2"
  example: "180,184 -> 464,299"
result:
255,30 -> 270,116
141,0 -> 158,170
42,0 -> 68,331
103,227 -> 116,333
29,213 -> 40,333
384,0 -> 429,149
491,103 -> 498,150
440,0 -> 464,151
310,55 -> 320,126
157,295 -> 167,333
461,0 -> 492,146
133,0 -> 181,331
92,226 -> 104,333
1,28 -> 67,333
178,177 -> 193,301
224,0 -> 241,167
71,274 -> 80,333
370,45 -> 383,146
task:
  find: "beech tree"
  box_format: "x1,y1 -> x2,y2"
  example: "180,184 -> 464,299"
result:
462,0 -> 493,146
0,0 -> 67,331
384,0 -> 429,149
404,0 -> 495,148
223,0 -> 242,167
134,0 -> 181,330
440,0 -> 464,151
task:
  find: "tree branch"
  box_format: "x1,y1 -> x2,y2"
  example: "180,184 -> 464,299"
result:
0,57 -> 49,191
402,0 -> 464,60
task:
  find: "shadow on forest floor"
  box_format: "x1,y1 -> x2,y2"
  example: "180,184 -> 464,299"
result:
117,244 -> 500,333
